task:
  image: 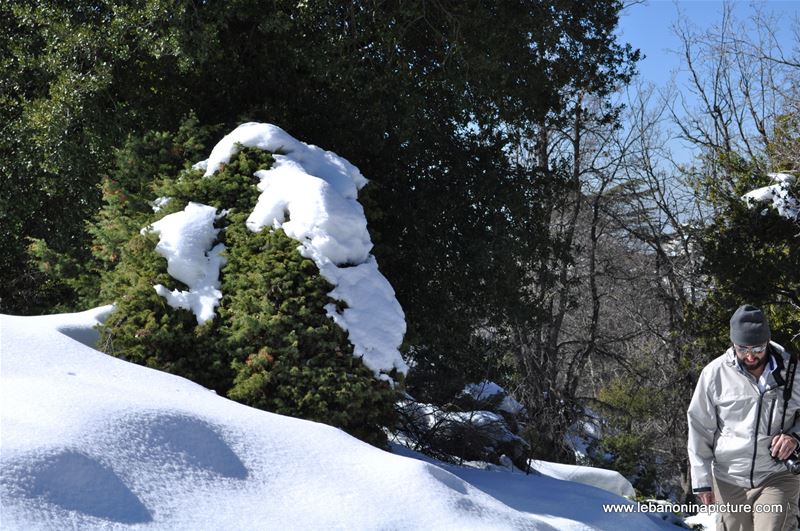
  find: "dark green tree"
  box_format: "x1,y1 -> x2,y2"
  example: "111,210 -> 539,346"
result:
223,224 -> 398,447
0,0 -> 199,313
3,2 -> 639,454
690,155 -> 800,356
28,115 -> 218,311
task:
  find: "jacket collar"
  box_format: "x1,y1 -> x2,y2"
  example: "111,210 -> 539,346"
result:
727,343 -> 786,388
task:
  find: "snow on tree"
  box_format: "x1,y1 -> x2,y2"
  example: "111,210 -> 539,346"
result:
97,124 -> 407,446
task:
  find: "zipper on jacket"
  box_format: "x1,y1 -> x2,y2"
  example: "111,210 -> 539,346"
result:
767,395 -> 777,435
750,390 -> 765,488
736,351 -> 785,489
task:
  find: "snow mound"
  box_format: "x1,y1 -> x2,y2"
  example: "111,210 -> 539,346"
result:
392,445 -> 677,531
29,305 -> 115,347
529,460 -> 636,498
10,450 -> 152,524
1,310 -> 558,530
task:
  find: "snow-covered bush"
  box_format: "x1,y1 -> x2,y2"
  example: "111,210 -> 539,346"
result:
95,125 -> 404,447
220,200 -> 398,446
396,382 -> 530,469
742,172 -> 799,221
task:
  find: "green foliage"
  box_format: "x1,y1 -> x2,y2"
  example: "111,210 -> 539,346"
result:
689,154 -> 800,357
24,115 -> 219,311
99,230 -> 232,393
3,2 -> 639,415
0,0 -> 196,313
590,378 -> 660,495
26,237 -> 96,314
95,146 -> 398,446
223,225 -> 397,447
93,114 -> 218,262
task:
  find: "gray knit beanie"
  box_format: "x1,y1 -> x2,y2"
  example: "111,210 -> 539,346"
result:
730,304 -> 771,345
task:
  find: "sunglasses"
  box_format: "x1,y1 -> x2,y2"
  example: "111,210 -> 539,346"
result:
733,344 -> 768,354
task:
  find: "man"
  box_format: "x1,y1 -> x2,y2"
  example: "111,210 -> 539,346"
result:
688,304 -> 800,531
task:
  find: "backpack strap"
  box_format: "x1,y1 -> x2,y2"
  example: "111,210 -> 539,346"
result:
780,347 -> 798,432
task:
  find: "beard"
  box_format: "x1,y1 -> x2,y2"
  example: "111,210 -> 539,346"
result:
739,353 -> 769,371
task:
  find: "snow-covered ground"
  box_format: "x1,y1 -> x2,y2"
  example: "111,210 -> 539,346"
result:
0,309 -> 685,530
462,381 -> 525,415
527,460 -> 635,498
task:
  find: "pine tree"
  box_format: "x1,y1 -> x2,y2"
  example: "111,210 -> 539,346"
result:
223,224 -> 397,447
26,115 -> 218,311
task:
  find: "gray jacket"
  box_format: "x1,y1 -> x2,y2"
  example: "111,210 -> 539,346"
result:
687,342 -> 800,491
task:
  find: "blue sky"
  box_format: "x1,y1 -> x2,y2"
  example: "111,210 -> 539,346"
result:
615,1 -> 799,164
617,0 -> 799,89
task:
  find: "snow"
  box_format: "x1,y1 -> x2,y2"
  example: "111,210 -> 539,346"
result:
528,460 -> 636,498
566,409 -> 604,461
684,511 -> 717,529
391,445 -> 680,531
742,172 -> 799,220
463,380 -> 525,414
246,160 -> 371,264
193,123 -> 408,380
320,256 -> 407,379
198,122 -> 367,199
150,196 -> 170,212
0,310 -> 683,530
143,202 -> 226,325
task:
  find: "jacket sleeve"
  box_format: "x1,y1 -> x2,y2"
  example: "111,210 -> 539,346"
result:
687,368 -> 716,492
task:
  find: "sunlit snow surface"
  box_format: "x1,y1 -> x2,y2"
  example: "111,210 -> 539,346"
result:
144,202 -> 226,325
0,310 -> 681,530
527,460 -> 635,498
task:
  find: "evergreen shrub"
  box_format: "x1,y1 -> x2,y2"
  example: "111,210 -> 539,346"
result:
96,142 -> 398,447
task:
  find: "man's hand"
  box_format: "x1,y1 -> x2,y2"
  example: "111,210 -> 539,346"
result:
696,491 -> 715,505
771,433 -> 799,461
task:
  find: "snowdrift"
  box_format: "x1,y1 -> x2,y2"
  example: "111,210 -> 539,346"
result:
528,460 -> 635,498
0,310 -> 677,530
